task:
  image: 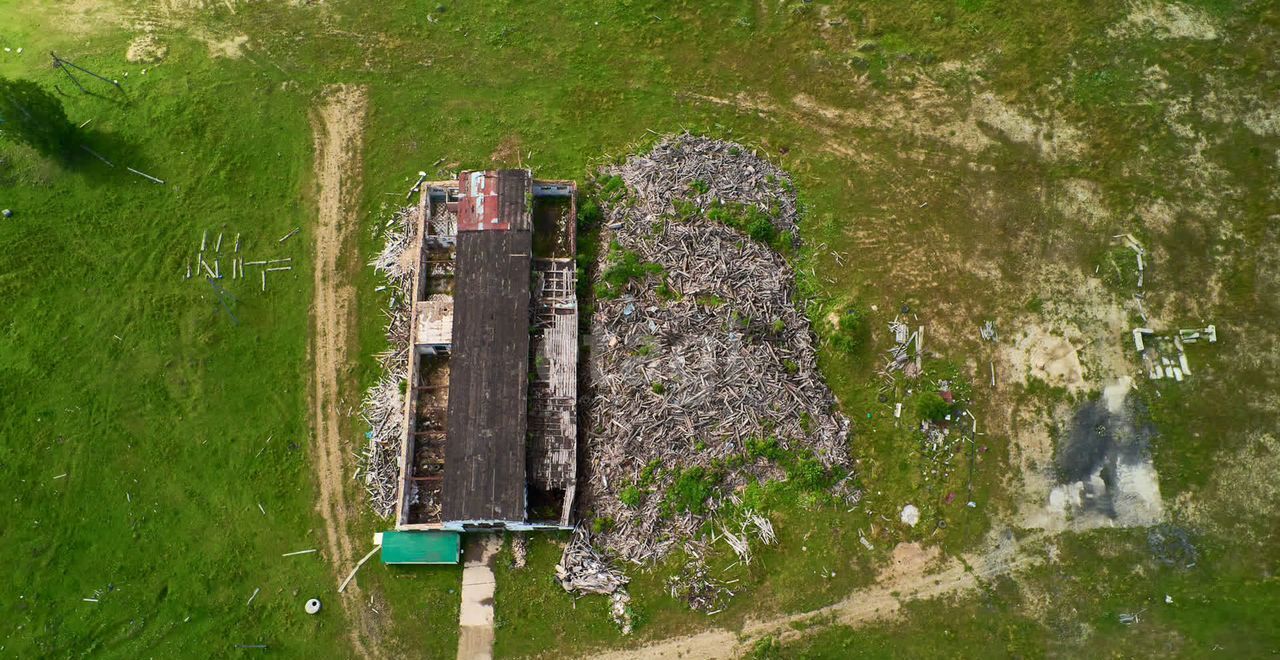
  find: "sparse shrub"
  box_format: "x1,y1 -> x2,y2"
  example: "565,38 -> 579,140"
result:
637,459 -> 662,486
618,485 -> 644,508
786,451 -> 828,490
917,392 -> 951,421
746,436 -> 786,461
831,305 -> 870,354
596,244 -> 664,299
591,516 -> 615,534
663,467 -> 718,515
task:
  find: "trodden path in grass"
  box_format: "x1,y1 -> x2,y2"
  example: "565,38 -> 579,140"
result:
308,83 -> 376,658
593,530 -> 1042,659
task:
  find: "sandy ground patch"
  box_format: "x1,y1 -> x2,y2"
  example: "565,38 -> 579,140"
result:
126,32 -> 168,63
971,92 -> 1085,162
1005,327 -> 1088,393
591,530 -> 1041,660
1053,179 -> 1111,229
1109,2 -> 1219,41
203,33 -> 249,58
308,83 -> 377,659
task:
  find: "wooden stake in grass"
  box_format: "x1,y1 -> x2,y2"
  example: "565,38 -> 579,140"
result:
215,232 -> 223,253
278,227 -> 300,243
281,549 -> 317,557
201,230 -> 207,252
246,587 -> 260,606
234,233 -> 241,253
261,270 -> 266,292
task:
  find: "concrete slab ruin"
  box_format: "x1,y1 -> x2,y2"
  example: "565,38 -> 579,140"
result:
393,169 -> 579,532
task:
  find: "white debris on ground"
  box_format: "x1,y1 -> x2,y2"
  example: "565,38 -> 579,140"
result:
900,504 -> 921,527
557,134 -> 854,613
358,205 -> 418,517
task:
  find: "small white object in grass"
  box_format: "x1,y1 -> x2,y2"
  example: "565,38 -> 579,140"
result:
1165,595 -> 1173,604
967,501 -> 977,508
16,47 -> 22,54
2,209 -> 12,218
305,598 -> 321,614
900,504 -> 920,527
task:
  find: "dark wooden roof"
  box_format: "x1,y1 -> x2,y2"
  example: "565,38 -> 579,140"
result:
440,228 -> 532,522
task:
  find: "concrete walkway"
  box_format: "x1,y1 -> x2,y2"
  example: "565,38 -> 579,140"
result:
457,534 -> 501,660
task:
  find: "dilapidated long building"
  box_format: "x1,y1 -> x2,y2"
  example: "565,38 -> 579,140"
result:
394,170 -> 579,531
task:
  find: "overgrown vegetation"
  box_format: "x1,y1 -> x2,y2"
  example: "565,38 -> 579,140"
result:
830,304 -> 871,354
595,241 -> 665,299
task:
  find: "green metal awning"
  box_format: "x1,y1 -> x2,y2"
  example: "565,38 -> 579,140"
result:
379,531 -> 461,565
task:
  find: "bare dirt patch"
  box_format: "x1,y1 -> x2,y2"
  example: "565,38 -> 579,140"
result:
489,134 -> 524,165
1005,327 -> 1087,393
203,32 -> 249,58
1109,2 -> 1219,41
1053,179 -> 1111,229
308,83 -> 377,659
126,32 -> 168,63
971,92 -> 1085,162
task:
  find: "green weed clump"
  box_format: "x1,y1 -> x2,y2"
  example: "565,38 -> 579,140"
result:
831,305 -> 871,354
619,485 -> 645,508
706,201 -> 783,250
746,436 -> 786,461
916,392 -> 952,421
662,466 -> 719,515
595,242 -> 664,299
1098,245 -> 1141,291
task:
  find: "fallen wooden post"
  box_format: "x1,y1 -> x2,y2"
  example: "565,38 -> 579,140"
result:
126,167 -> 165,184
281,549 -> 317,557
338,545 -> 381,593
278,227 -> 300,243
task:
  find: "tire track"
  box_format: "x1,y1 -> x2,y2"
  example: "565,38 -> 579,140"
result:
308,83 -> 377,659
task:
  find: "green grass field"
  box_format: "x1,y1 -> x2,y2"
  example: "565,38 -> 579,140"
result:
2,0 -> 1278,657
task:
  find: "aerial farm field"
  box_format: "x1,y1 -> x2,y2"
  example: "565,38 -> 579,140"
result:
0,1 -> 1277,658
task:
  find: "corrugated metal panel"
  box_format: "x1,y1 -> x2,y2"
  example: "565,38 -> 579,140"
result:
456,170 -> 530,232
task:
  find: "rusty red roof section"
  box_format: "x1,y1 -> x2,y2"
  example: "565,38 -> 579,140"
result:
457,169 -> 532,232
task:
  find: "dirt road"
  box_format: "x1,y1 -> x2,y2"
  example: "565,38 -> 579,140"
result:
307,83 -> 376,659
594,530 -> 1039,659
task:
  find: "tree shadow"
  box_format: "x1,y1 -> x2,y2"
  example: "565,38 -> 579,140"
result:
67,126 -> 160,187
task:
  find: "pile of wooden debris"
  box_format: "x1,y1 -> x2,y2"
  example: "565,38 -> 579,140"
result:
357,206 -> 417,518
561,134 -> 852,608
